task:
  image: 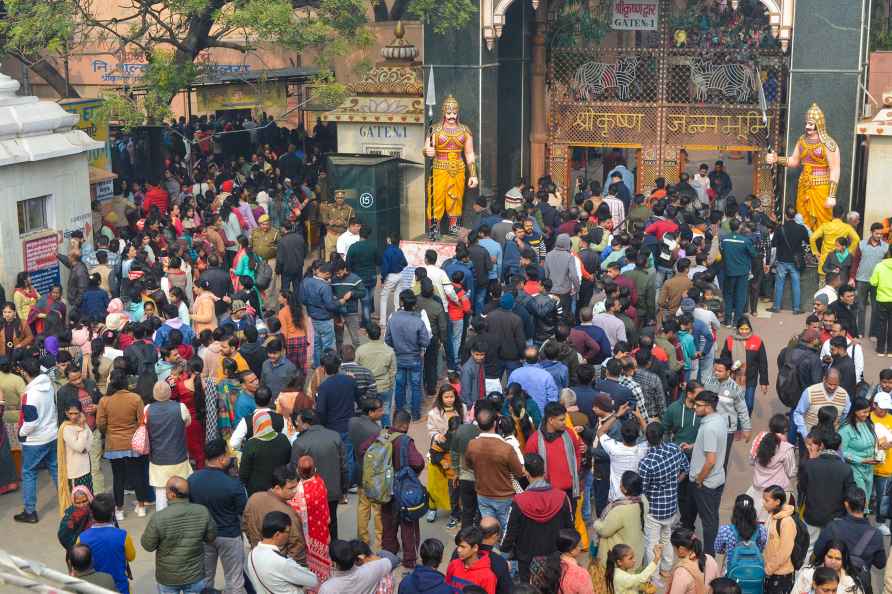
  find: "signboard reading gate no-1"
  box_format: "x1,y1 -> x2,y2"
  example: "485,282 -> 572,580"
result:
612,0 -> 659,30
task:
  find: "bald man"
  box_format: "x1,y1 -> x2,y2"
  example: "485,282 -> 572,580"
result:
792,367 -> 852,441
142,475 -> 218,593
479,516 -> 513,594
447,516 -> 512,594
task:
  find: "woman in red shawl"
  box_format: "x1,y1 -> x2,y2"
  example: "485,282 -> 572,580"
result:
288,455 -> 331,591
173,359 -> 208,468
29,285 -> 67,335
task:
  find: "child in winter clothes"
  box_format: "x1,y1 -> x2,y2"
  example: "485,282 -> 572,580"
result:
446,272 -> 471,370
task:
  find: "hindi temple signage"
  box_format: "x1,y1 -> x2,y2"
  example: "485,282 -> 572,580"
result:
611,0 -> 659,31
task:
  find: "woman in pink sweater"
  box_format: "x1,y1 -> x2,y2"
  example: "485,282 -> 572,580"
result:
747,414 -> 797,522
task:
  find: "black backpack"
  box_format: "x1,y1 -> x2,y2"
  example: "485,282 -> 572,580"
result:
776,347 -> 802,408
776,514 -> 810,570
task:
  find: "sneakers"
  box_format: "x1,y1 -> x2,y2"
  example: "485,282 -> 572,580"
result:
425,510 -> 437,523
13,510 -> 38,523
135,506 -> 147,518
879,524 -> 891,536
766,307 -> 781,313
446,517 -> 459,529
115,509 -> 125,522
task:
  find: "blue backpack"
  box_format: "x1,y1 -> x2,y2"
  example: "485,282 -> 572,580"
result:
392,435 -> 429,522
725,527 -> 765,594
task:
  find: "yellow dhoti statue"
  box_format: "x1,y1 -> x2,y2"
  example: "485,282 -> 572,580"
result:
424,95 -> 478,237
768,103 -> 840,230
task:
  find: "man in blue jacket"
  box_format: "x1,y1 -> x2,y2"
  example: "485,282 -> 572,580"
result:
385,290 -> 431,421
299,263 -> 351,366
399,538 -> 459,594
719,218 -> 756,327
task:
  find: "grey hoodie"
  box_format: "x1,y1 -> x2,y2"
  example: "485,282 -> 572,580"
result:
544,234 -> 579,296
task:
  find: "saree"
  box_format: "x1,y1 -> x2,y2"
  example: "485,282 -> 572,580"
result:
0,404 -> 18,494
289,475 -> 332,592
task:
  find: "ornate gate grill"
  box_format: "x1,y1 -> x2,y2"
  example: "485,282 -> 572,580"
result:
545,0 -> 788,203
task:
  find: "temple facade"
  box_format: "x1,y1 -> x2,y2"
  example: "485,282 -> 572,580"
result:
425,0 -> 870,211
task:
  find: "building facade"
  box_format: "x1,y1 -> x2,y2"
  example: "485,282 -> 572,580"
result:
425,0 -> 871,212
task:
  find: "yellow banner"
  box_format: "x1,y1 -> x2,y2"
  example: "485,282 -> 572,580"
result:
197,82 -> 287,113
60,98 -> 110,171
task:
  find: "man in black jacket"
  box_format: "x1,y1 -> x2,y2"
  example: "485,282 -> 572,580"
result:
276,222 -> 307,296
777,328 -> 825,443
199,256 -> 234,317
769,206 -> 809,314
501,453 -> 573,581
800,431 -> 856,560
486,293 -> 526,380
814,486 -> 886,577
525,271 -> 558,346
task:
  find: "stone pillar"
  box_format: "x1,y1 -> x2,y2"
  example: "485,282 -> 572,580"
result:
783,0 -> 870,211
529,3 -> 548,187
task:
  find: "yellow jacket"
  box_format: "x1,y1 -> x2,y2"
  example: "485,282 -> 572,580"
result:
871,258 -> 892,302
811,219 -> 859,270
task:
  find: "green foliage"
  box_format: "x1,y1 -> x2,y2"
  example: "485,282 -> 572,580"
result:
548,3 -> 611,50
407,0 -> 477,35
0,0 -> 76,59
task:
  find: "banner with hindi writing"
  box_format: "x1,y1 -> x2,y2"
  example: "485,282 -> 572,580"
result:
611,0 -> 659,31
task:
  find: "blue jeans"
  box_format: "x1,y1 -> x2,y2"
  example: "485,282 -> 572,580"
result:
655,266 -> 674,293
157,578 -> 207,594
340,431 -> 356,488
449,319 -> 464,370
378,387 -> 393,428
311,318 -> 335,367
395,362 -> 423,420
22,441 -> 58,513
722,274 -> 748,324
473,286 -> 487,316
477,495 -> 513,537
361,282 -> 375,327
581,471 -> 594,523
744,384 -> 757,416
876,476 -> 892,522
774,261 -> 801,311
697,346 -> 715,384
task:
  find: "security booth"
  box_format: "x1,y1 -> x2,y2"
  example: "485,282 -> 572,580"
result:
325,153 -> 421,251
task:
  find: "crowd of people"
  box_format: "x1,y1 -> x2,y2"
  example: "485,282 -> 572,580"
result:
4,136 -> 892,594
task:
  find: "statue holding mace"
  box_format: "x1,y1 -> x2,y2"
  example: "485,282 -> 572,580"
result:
423,95 -> 478,237
767,103 -> 840,230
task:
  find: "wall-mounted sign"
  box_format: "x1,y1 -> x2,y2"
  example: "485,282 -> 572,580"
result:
23,234 -> 61,295
611,0 -> 659,31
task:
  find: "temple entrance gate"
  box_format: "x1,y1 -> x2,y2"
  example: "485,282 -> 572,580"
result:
545,0 -> 789,205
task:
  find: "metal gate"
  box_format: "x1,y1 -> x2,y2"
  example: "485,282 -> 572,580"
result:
545,0 -> 788,203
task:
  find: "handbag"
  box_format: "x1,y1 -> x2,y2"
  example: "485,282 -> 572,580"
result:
780,225 -> 805,272
131,405 -> 150,455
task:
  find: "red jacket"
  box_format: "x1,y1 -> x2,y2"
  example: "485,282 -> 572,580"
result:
523,429 -> 583,492
143,185 -> 169,215
446,552 -> 497,594
447,284 -> 471,321
644,219 -> 678,240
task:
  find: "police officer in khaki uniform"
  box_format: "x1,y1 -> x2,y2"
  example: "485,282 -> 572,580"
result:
250,213 -> 280,307
320,189 -> 354,261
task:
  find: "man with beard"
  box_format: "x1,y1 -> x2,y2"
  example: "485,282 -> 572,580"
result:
523,402 -> 584,511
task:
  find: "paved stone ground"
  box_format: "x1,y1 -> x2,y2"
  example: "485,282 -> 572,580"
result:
1,302 -> 889,592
